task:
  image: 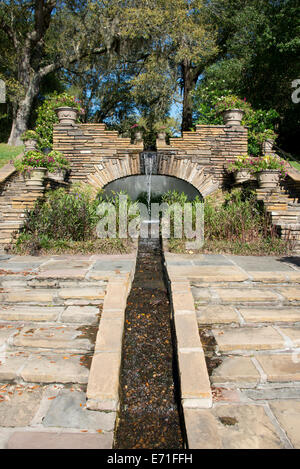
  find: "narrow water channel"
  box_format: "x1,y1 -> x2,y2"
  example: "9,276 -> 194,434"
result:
114,236 -> 184,449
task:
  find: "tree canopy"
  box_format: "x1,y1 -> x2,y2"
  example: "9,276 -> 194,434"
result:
0,0 -> 299,154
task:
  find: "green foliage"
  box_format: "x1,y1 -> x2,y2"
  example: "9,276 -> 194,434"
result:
14,187 -> 139,254
248,155 -> 288,177
14,149 -> 70,174
227,155 -> 252,173
20,130 -> 39,142
34,93 -> 83,150
19,186 -> 100,244
214,95 -> 251,113
47,150 -> 70,172
165,188 -> 291,255
194,85 -> 279,156
195,0 -> 300,154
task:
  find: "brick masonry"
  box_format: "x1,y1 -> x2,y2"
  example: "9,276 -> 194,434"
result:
53,122 -> 248,196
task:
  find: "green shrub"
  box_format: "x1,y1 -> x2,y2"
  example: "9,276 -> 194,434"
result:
14,149 -> 70,173
13,187 -> 138,254
35,92 -> 84,150
195,87 -> 279,156
165,188 -> 291,255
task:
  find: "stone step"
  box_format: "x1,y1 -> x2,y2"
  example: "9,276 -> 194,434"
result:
211,353 -> 300,385
0,286 -> 106,305
212,325 -> 300,353
196,306 -> 300,325
12,324 -> 95,351
0,305 -> 100,324
0,350 -> 90,384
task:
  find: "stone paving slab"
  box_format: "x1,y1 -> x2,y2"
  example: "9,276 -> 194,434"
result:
0,250 -> 137,450
6,431 -> 113,449
184,404 -> 284,449
0,306 -> 63,322
20,353 -> 90,384
13,325 -> 93,351
213,288 -> 281,304
0,384 -> 44,427
211,356 -> 260,384
196,305 -> 239,324
225,255 -> 296,272
42,389 -> 115,431
213,326 -> 286,352
256,354 -> 300,382
269,400 -> 300,448
164,249 -> 300,449
238,307 -> 300,323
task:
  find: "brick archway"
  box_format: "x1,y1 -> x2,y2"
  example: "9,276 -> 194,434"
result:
85,152 -> 219,198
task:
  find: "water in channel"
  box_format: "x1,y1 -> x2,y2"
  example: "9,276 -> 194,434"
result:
114,235 -> 184,449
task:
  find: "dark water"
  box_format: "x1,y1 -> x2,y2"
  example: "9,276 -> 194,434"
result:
114,237 -> 184,449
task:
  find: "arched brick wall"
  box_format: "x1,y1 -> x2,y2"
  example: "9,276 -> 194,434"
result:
53,122 -> 248,198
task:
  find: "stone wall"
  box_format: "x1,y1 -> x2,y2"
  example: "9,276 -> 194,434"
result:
53,123 -> 143,193
53,122 -> 248,197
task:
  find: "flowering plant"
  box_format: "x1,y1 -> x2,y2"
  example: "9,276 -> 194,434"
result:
227,155 -> 252,173
130,123 -> 144,132
256,129 -> 277,144
21,130 -> 39,142
215,95 -> 251,113
248,155 -> 288,177
52,92 -> 85,115
47,150 -> 70,172
14,150 -> 70,174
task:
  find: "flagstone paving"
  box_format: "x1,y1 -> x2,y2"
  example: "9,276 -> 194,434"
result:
164,250 -> 300,449
2,249 -> 300,449
0,253 -> 136,449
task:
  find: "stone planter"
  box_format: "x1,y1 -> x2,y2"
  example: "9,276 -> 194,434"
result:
157,132 -> 166,142
257,170 -> 280,189
262,139 -> 275,154
55,107 -> 78,125
222,109 -> 245,126
234,169 -> 251,184
134,131 -> 143,143
48,169 -> 67,182
24,139 -> 38,152
24,168 -> 47,187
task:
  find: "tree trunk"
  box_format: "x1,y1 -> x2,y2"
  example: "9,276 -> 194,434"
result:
7,76 -> 40,146
181,61 -> 202,132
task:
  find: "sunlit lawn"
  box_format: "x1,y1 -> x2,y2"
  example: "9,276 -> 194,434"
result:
290,160 -> 300,172
0,143 -> 24,169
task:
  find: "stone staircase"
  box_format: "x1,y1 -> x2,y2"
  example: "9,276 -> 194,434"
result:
0,260 -> 107,386
190,269 -> 300,448
256,178 -> 300,251
0,167 -> 45,248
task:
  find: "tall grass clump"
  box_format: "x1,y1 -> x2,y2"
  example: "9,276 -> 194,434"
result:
9,186 -> 138,254
166,188 -> 292,255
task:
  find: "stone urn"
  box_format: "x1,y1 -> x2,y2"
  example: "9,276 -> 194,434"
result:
48,169 -> 67,182
55,107 -> 78,125
134,131 -> 143,143
157,132 -> 166,143
24,139 -> 38,152
262,139 -> 275,154
24,168 -> 47,188
234,169 -> 251,184
222,109 -> 245,126
257,170 -> 280,189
